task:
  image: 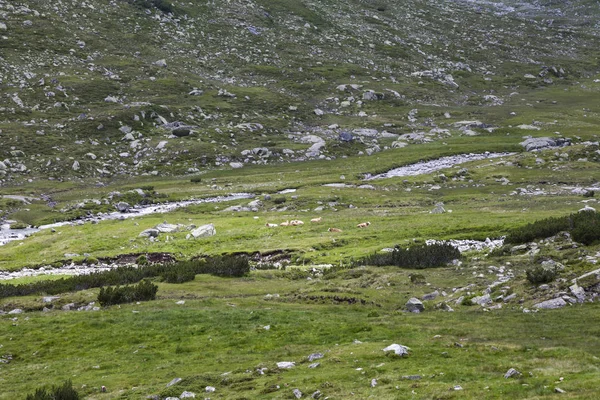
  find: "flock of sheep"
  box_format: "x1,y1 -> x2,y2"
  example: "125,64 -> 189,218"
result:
265,218 -> 371,232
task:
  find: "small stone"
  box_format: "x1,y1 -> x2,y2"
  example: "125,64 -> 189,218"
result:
293,388 -> 303,398
504,368 -> 521,379
555,387 -> 566,393
205,386 -> 216,393
370,378 -> 377,387
166,378 -> 182,387
308,362 -> 320,369
308,353 -> 324,362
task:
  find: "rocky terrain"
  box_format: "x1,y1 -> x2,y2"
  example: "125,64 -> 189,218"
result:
1,1 -> 600,399
0,0 -> 599,182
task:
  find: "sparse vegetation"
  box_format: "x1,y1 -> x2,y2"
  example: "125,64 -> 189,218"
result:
25,380 -> 79,400
356,243 -> 460,269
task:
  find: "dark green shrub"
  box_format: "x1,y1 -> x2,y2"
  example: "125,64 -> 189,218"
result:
526,266 -> 557,285
127,0 -> 174,13
190,176 -> 202,183
272,196 -> 286,204
409,273 -> 426,284
583,190 -> 595,198
199,255 -> 250,277
98,280 -> 158,306
136,254 -> 149,266
0,256 -> 247,299
356,244 -> 460,269
506,211 -> 600,245
26,380 -> 79,400
505,216 -> 570,244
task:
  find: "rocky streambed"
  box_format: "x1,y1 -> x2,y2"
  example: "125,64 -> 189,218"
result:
365,152 -> 515,180
0,193 -> 254,247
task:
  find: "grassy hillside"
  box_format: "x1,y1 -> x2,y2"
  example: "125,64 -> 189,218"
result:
1,1 -> 600,399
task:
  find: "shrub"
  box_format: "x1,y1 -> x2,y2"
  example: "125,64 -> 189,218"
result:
272,196 -> 286,204
526,266 -> 557,285
409,273 -> 426,284
26,380 -> 79,400
583,190 -> 595,198
190,176 -> 202,183
98,280 -> 158,306
506,211 -> 600,245
127,0 -> 174,13
136,254 -> 149,266
0,256 -> 248,299
356,243 -> 460,269
199,255 -> 250,277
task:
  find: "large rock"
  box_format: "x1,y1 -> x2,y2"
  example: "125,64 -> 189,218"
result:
115,202 -> 131,212
520,137 -> 571,152
382,343 -> 410,356
190,224 -> 216,238
471,294 -> 492,306
533,298 -> 567,309
139,229 -> 160,238
155,223 -> 180,233
405,297 -> 424,313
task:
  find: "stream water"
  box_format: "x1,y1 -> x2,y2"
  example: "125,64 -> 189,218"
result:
0,193 -> 254,247
365,152 -> 515,180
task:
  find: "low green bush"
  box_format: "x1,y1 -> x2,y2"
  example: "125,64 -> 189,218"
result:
0,256 -> 249,299
272,196 -> 286,204
356,243 -> 460,269
506,211 -> 600,245
526,266 -> 557,285
26,380 -> 79,400
98,280 -> 158,306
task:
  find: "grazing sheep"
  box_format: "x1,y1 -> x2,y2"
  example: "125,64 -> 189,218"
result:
290,220 -> 304,226
280,221 -> 290,226
357,222 -> 371,228
265,223 -> 278,227
328,227 -> 342,232
310,217 -> 322,223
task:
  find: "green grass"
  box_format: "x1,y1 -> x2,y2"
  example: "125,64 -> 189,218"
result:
1,270 -> 599,399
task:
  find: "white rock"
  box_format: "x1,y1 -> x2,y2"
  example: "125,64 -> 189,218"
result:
277,361 -> 295,369
382,344 -> 410,356
190,223 -> 216,238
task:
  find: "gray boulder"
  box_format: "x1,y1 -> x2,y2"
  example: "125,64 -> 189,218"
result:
520,137 -> 571,152
533,298 -> 567,309
8,308 -> 23,315
190,224 -> 216,239
406,297 -> 424,313
569,284 -> 586,302
504,368 -> 521,379
115,202 -> 131,212
471,294 -> 492,306
422,290 -> 439,301
139,229 -> 160,238
155,223 -> 180,233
